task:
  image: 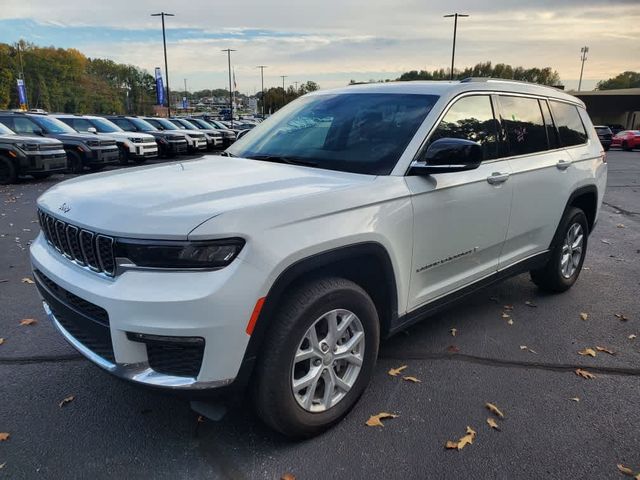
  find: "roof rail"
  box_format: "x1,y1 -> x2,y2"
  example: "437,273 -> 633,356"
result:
460,77 -> 561,88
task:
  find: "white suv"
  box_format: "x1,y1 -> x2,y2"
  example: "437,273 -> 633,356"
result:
31,79 -> 606,438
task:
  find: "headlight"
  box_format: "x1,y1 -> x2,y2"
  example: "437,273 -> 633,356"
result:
115,238 -> 245,269
17,143 -> 39,151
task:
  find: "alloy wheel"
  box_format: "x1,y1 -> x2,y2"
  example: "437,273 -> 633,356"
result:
560,222 -> 584,278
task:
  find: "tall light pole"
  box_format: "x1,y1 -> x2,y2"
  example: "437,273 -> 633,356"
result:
444,13 -> 469,80
280,75 -> 287,108
183,78 -> 188,111
151,12 -> 175,116
222,49 -> 236,127
256,65 -> 267,117
578,46 -> 589,92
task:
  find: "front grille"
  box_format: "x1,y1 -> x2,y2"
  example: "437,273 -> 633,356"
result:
34,269 -> 114,362
100,140 -> 117,147
38,209 -> 116,276
39,144 -> 63,152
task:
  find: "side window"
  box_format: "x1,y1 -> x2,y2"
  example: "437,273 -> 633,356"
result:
428,95 -> 499,160
498,95 -> 548,156
549,101 -> 588,147
540,100 -> 560,150
71,118 -> 93,132
12,117 -> 39,134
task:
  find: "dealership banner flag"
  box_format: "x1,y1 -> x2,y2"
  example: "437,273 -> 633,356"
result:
16,79 -> 28,110
155,67 -> 165,106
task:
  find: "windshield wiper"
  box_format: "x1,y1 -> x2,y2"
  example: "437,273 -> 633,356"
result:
246,154 -> 317,167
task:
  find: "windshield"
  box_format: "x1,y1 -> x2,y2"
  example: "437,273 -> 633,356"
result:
130,118 -> 158,131
32,116 -> 77,134
188,119 -> 210,129
0,123 -> 14,135
175,119 -> 198,130
209,120 -> 228,130
89,117 -> 123,133
168,119 -> 187,129
228,93 -> 439,175
148,118 -> 179,130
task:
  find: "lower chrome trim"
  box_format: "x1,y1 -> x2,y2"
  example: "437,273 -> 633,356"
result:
43,301 -> 232,390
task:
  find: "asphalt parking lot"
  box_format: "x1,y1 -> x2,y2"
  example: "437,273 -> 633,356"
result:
1,150 -> 639,479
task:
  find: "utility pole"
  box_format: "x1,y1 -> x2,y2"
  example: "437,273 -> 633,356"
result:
151,12 -> 175,116
280,75 -> 287,108
222,49 -> 236,127
17,39 -> 25,80
444,13 -> 469,80
256,65 -> 267,117
184,78 -> 188,111
578,46 -> 589,92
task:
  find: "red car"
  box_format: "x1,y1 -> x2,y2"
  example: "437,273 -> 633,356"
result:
611,130 -> 640,151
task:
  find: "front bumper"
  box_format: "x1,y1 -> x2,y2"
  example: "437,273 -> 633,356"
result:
87,146 -> 120,165
22,149 -> 68,173
30,233 -> 265,390
129,142 -> 159,159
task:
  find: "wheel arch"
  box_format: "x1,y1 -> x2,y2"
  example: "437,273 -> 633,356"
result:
548,185 -> 598,250
235,242 -> 399,388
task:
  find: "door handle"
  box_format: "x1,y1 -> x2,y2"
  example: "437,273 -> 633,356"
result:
487,172 -> 510,185
556,160 -> 571,170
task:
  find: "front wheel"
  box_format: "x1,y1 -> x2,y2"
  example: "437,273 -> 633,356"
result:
253,277 -> 379,438
531,207 -> 588,293
0,155 -> 17,185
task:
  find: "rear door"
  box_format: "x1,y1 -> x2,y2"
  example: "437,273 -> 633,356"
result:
406,94 -> 513,309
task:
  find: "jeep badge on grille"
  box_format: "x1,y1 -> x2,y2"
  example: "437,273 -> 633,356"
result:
58,203 -> 71,213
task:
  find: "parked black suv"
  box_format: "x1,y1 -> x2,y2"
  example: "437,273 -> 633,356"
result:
0,121 -> 67,184
594,125 -> 613,151
104,116 -> 188,158
183,117 -> 236,148
0,112 -> 119,173
141,117 -> 207,154
169,118 -> 223,151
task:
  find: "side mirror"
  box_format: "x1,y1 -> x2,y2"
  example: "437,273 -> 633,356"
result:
87,127 -> 97,134
33,128 -> 45,136
409,138 -> 483,175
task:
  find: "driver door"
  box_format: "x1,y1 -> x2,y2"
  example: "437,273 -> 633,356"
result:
406,94 -> 513,310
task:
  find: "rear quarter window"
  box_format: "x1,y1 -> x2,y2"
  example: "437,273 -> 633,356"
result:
549,101 -> 588,147
497,95 -> 549,156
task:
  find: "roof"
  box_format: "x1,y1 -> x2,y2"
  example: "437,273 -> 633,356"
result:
571,88 -> 640,96
311,79 -> 583,106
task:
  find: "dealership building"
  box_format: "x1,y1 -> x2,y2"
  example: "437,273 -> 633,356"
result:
571,88 -> 640,130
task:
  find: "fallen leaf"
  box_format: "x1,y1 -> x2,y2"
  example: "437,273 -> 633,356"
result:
21,277 -> 34,284
0,432 -> 9,441
520,345 -> 537,354
445,426 -> 477,451
446,345 -> 460,353
503,305 -> 513,311
197,415 -> 205,423
578,348 -> 597,357
595,346 -> 615,355
0,279 -> 8,283
601,239 -> 611,245
0,462 -> 5,469
617,464 -> 634,476
486,417 -> 500,430
615,313 -> 629,322
501,312 -> 511,319
525,300 -> 538,308
570,397 -> 580,402
388,365 -> 408,377
629,334 -> 637,340
575,369 -> 596,379
281,474 -> 296,480
58,395 -> 75,408
580,312 -> 589,321
403,376 -> 421,383
507,318 -> 514,326
450,328 -> 457,337
0,338 -> 4,345
485,402 -> 505,418
366,412 -> 398,427
616,223 -> 625,229
19,318 -> 37,326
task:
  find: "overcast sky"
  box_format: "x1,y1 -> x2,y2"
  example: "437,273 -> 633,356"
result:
1,0 -> 639,94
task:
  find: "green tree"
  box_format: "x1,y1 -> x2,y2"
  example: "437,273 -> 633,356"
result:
596,71 -> 640,90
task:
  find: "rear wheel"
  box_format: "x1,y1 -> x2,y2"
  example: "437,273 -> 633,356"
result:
253,277 -> 379,438
0,155 -> 17,185
622,141 -> 632,152
67,151 -> 84,174
531,207 -> 588,293
117,145 -> 129,165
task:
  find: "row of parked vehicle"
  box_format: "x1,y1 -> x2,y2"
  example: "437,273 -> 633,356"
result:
593,125 -> 640,151
0,111 -> 249,184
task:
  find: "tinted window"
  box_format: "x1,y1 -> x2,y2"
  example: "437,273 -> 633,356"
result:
70,118 -> 93,132
539,100 -> 560,150
3,117 -> 39,134
428,95 -> 499,160
111,118 -> 133,130
498,96 -> 548,156
549,101 -> 588,147
228,93 -> 439,175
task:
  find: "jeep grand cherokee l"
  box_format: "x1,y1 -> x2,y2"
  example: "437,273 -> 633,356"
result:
0,112 -> 119,173
0,121 -> 67,184
105,116 -> 188,158
55,115 -> 158,165
31,79 -> 606,438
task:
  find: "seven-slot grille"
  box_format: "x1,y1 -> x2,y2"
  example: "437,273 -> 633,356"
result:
38,209 -> 116,276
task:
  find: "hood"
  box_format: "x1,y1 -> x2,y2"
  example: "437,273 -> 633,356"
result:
37,157 -> 373,239
106,131 -> 155,141
150,131 -> 186,140
0,134 -> 62,145
54,132 -> 112,142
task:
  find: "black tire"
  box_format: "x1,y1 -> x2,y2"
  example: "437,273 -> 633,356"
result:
118,145 -> 129,165
31,172 -> 52,180
253,277 -> 380,438
67,151 -> 84,174
0,155 -> 17,185
531,207 -> 589,293
131,157 -> 147,165
88,165 -> 105,172
622,141 -> 632,152
604,145 -> 610,151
